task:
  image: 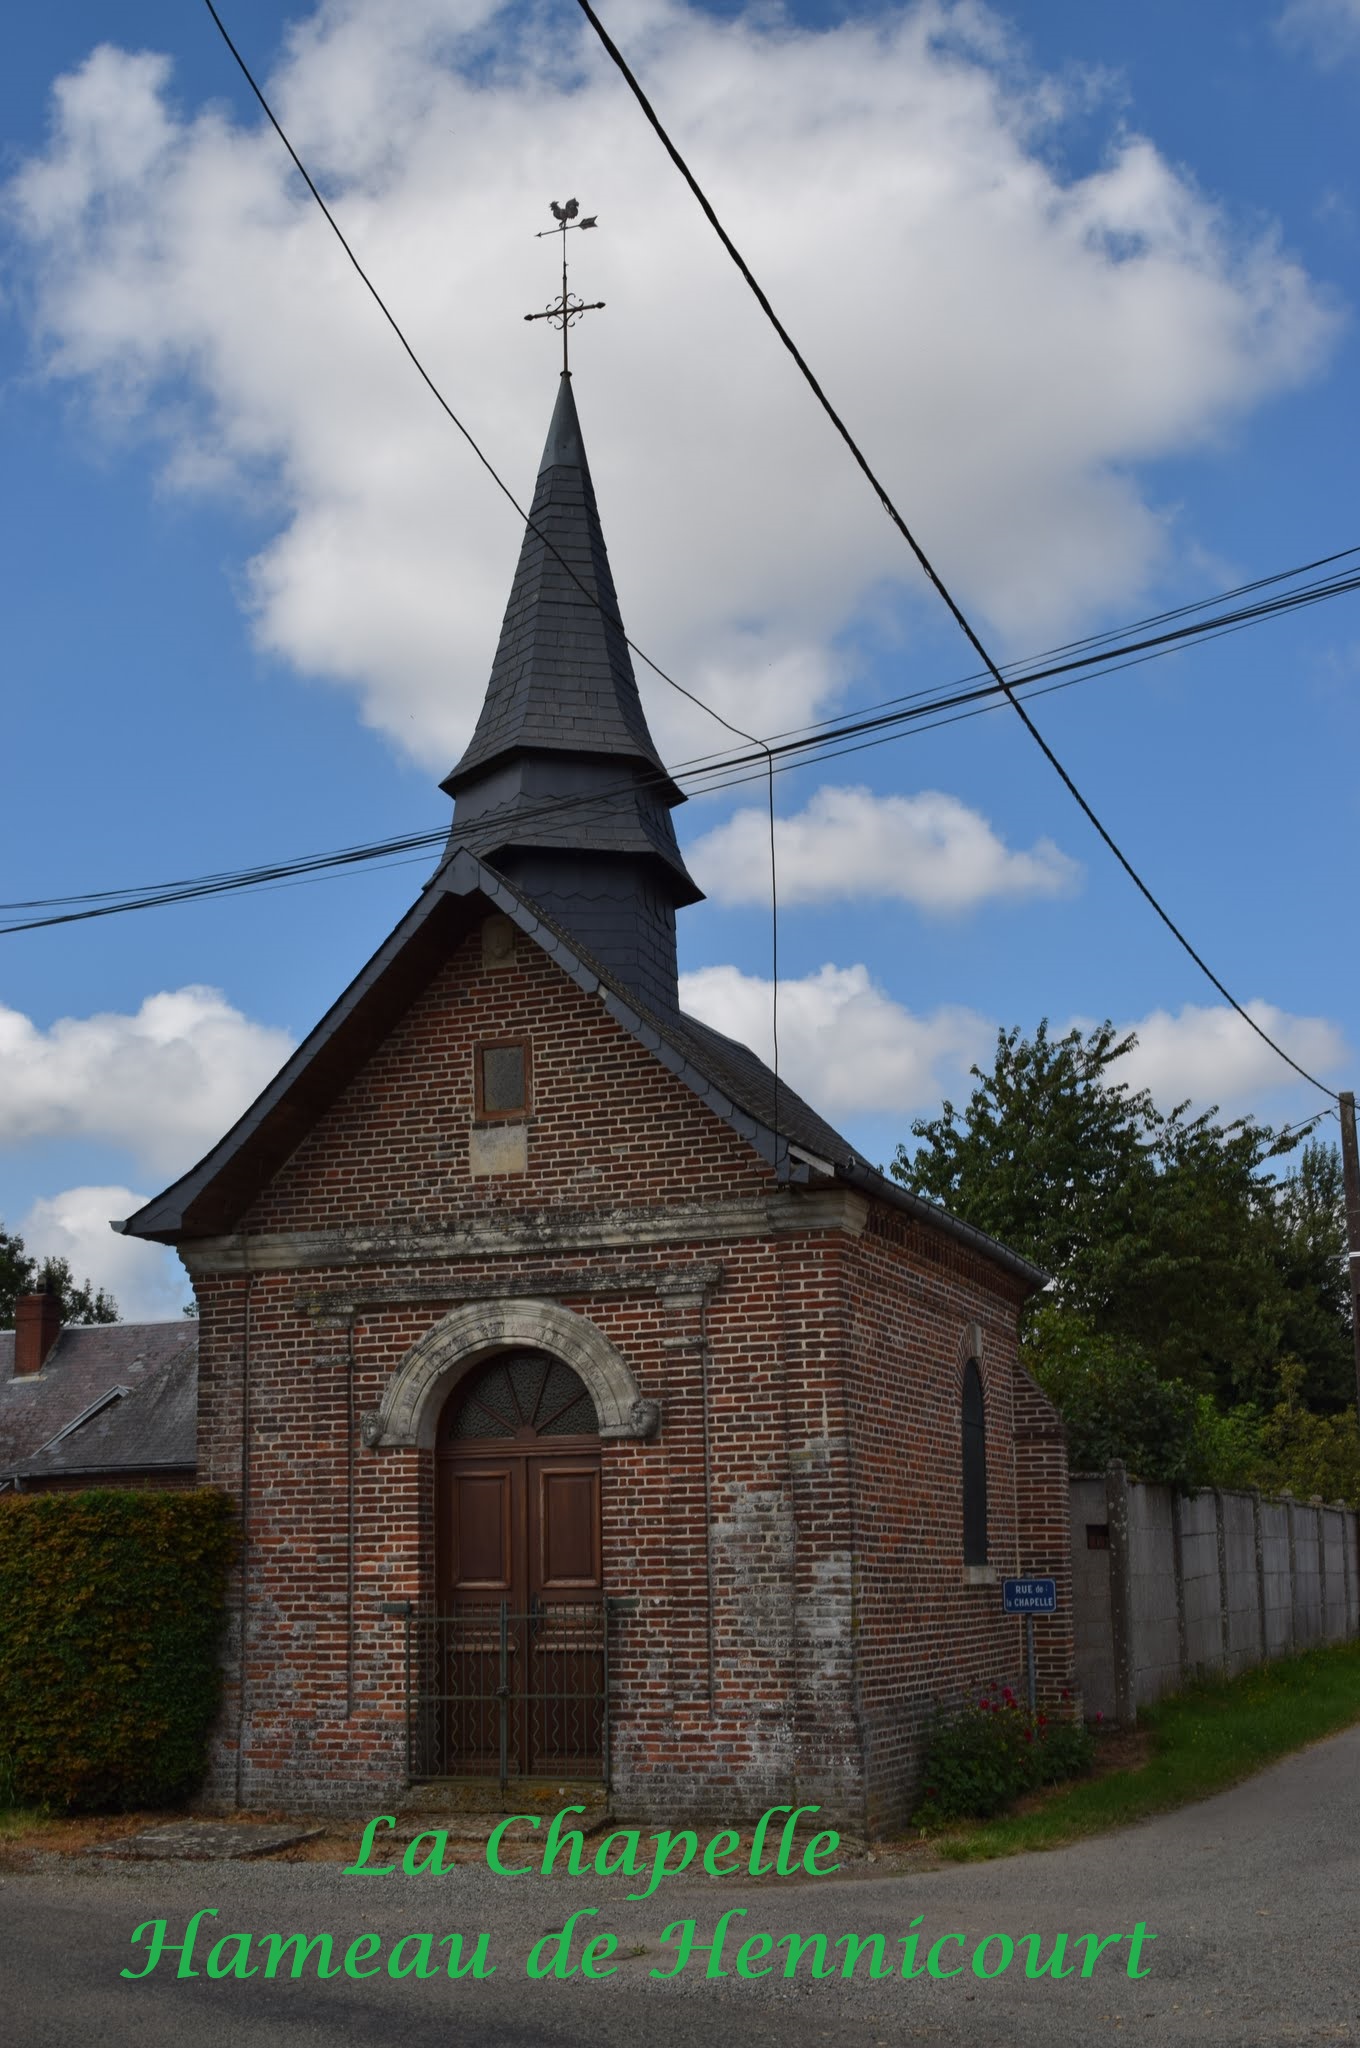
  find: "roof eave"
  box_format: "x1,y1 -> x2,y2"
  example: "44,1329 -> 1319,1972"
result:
831,1157 -> 1049,1292
118,845 -> 1045,1294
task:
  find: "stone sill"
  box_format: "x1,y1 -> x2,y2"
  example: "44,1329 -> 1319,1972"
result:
962,1564 -> 997,1586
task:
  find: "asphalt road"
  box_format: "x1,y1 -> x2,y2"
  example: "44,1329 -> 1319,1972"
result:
4,1724 -> 1358,2048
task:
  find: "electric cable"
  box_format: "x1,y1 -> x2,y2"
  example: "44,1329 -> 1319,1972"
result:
200,0 -> 795,1157
5,548 -> 1359,933
200,1 -> 754,753
575,0 -> 1342,1103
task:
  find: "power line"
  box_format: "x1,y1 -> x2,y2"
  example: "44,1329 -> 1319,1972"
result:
575,0 -> 1342,1104
7,549 -> 1357,935
199,1 -> 755,753
201,0 -> 794,1154
9,538 -> 1351,917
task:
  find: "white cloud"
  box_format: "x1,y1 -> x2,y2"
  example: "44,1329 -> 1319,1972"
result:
687,784 -> 1079,911
5,2 -> 1338,769
680,961 -> 990,1116
19,1186 -> 192,1324
1093,999 -> 1347,1115
1277,0 -> 1360,65
0,986 -> 295,1177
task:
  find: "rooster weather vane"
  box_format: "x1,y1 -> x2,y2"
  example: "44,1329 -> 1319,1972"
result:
525,198 -> 603,375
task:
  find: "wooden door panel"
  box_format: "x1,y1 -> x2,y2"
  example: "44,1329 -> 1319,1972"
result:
531,1460 -> 602,1593
448,1466 -> 517,1595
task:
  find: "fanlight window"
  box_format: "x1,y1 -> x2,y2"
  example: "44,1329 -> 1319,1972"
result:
443,1350 -> 598,1442
962,1358 -> 988,1566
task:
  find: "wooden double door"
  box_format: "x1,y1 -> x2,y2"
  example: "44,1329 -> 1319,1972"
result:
440,1450 -> 603,1611
434,1351 -> 604,1776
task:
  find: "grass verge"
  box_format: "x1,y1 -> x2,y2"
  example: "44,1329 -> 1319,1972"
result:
0,1807 -> 51,1842
932,1638 -> 1360,1863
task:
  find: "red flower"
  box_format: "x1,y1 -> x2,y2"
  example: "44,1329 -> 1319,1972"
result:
979,1697 -> 991,1710
1095,1710 -> 1105,1724
1023,1729 -> 1033,1742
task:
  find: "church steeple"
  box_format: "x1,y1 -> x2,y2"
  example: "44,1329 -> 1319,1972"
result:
442,374 -> 701,1018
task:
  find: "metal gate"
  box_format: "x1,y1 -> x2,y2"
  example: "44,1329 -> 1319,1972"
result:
396,1599 -> 610,1785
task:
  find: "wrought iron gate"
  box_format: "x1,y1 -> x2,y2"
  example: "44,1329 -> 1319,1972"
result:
397,1599 -> 610,1785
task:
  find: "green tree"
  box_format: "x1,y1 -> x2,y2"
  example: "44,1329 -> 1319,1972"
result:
896,1020 -> 1306,1409
896,1021 -> 1154,1301
1273,1143 -> 1353,1415
0,1223 -> 119,1328
895,1021 -> 1352,1441
1253,1358 -> 1360,1504
1021,1303 -> 1208,1489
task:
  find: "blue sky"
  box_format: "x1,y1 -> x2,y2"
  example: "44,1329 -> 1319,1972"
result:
2,0 -> 1358,1316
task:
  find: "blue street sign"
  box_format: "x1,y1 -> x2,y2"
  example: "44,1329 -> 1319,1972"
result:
1003,1577 -> 1057,1614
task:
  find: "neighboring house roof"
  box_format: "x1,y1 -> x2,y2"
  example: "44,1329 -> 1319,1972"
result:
12,1341 -> 197,1483
0,1319 -> 198,1475
120,852 -> 1046,1289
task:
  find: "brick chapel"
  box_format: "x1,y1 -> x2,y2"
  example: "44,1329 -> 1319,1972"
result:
124,371 -> 1074,1829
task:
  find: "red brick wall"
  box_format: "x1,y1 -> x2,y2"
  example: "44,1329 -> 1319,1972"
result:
187,917 -> 1070,1825
239,933 -> 765,1234
842,1210 -> 1075,1829
1013,1367 -> 1076,1708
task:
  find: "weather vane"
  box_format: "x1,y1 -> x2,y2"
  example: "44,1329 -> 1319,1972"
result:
525,199 -> 604,376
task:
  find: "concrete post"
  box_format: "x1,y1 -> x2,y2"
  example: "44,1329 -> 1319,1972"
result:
1107,1460 -> 1136,1726
1214,1489 -> 1231,1678
1170,1489 -> 1189,1683
1251,1488 -> 1266,1667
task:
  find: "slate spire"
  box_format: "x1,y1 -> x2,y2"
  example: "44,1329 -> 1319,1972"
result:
442,374 -> 701,1018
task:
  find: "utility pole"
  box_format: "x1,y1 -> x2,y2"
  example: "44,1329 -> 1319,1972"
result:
1339,1092 -> 1360,1431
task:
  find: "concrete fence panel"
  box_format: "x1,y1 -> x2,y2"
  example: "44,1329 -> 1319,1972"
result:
1127,1480 -> 1180,1706
1289,1498 -> 1323,1648
1177,1490 -> 1223,1678
1219,1491 -> 1262,1676
1259,1498 -> 1293,1658
1069,1469 -> 1357,1722
1070,1476 -> 1116,1720
1320,1507 -> 1349,1644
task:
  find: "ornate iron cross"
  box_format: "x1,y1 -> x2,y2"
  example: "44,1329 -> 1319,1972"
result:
525,198 -> 605,375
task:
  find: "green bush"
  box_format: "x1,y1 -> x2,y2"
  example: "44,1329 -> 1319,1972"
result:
913,1686 -> 1095,1827
0,1490 -> 234,1811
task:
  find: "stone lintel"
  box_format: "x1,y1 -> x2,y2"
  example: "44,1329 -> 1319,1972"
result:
296,1261 -> 724,1321
179,1191 -> 866,1279
363,1298 -> 660,1449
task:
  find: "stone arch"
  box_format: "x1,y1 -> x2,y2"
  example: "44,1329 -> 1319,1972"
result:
360,1299 -> 660,1450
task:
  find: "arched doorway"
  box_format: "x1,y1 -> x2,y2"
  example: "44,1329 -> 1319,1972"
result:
433,1350 -> 605,1778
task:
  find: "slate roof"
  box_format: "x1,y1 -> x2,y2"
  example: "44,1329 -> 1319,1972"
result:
441,375 -> 698,905
444,376 -> 679,796
120,852 -> 1045,1288
11,1339 -> 197,1483
0,1319 -> 198,1476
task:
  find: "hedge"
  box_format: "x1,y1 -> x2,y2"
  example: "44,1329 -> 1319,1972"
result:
0,1489 -> 234,1811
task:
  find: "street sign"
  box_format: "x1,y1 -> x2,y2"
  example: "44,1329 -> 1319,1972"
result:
1002,1576 -> 1057,1614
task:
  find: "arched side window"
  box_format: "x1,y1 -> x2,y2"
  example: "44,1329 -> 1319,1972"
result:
962,1358 -> 987,1566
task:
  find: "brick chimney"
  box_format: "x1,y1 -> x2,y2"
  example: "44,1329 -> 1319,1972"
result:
14,1290 -> 62,1377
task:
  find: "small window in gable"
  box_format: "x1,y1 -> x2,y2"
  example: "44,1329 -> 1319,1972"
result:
962,1358 -> 988,1566
476,1040 -> 530,1119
